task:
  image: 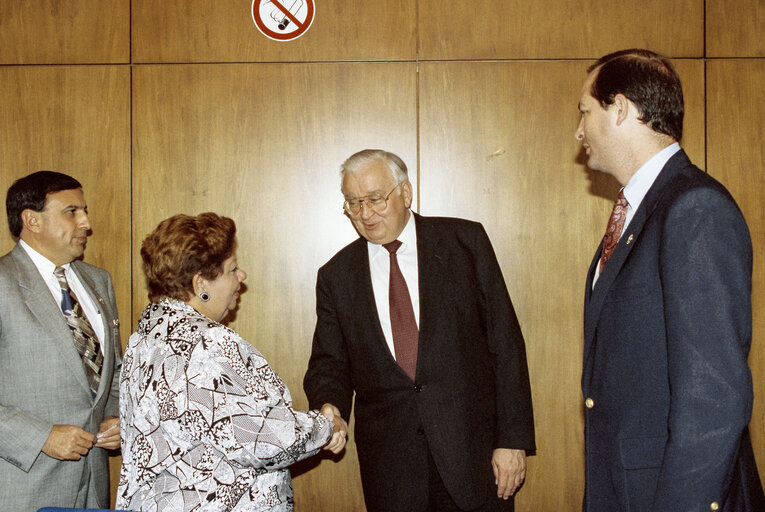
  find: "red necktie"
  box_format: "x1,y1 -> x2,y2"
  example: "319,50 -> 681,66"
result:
383,240 -> 418,381
599,189 -> 629,273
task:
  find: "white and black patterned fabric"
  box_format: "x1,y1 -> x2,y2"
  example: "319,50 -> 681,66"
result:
117,298 -> 332,511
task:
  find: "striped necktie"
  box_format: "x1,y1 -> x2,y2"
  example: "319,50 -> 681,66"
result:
53,266 -> 103,396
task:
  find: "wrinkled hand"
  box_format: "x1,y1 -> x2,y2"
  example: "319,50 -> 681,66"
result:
320,403 -> 347,454
42,425 -> 96,461
94,416 -> 120,450
492,448 -> 526,499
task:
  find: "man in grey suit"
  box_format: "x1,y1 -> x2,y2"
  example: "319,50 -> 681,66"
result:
0,171 -> 122,510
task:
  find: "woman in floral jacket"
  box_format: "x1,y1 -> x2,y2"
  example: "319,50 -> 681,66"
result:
117,213 -> 346,512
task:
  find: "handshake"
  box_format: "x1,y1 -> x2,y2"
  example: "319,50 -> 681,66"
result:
320,403 -> 348,454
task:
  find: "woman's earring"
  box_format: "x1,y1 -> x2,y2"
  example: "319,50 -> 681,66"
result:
199,292 -> 210,302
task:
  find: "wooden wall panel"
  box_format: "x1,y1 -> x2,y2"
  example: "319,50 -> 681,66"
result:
132,0 -> 416,63
418,59 -> 706,511
0,65 -> 131,325
0,0 -> 129,64
706,59 -> 765,471
2,0 -> 763,509
419,0 -> 703,60
707,0 -> 765,57
131,62 -> 417,510
0,64 -> 131,505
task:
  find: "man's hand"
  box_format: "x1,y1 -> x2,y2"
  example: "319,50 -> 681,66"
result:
94,416 -> 120,450
42,425 -> 96,461
492,448 -> 526,499
320,403 -> 348,454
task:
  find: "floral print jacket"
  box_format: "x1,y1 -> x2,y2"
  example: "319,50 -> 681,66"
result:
117,299 -> 332,511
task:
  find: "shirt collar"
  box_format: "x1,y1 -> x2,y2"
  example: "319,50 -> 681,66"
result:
368,210 -> 416,260
623,142 -> 681,211
19,239 -> 71,278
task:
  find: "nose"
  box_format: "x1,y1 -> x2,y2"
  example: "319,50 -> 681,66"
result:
78,211 -> 92,231
359,201 -> 375,220
575,118 -> 584,141
237,268 -> 247,282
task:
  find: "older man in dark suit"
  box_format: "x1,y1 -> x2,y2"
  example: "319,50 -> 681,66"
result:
0,171 -> 122,510
577,49 -> 764,511
304,149 -> 535,511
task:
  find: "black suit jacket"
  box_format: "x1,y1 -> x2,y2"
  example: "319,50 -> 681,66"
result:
304,214 -> 535,511
583,150 -> 764,511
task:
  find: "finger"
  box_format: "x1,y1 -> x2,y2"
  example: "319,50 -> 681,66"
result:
328,432 -> 346,454
320,404 -> 337,421
95,439 -> 120,450
495,468 -> 508,498
507,468 -> 526,497
95,434 -> 120,448
75,430 -> 97,444
329,440 -> 345,454
97,423 -> 119,437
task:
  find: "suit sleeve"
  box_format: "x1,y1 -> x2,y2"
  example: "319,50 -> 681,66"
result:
303,268 -> 355,421
0,280 -> 54,471
473,224 -> 536,451
103,275 -> 122,419
652,186 -> 753,509
0,396 -> 52,472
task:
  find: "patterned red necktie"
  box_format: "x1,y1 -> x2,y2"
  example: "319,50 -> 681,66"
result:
383,240 -> 418,381
599,190 -> 629,273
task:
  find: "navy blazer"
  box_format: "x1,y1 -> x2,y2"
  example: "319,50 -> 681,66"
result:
304,214 -> 535,511
583,150 -> 764,511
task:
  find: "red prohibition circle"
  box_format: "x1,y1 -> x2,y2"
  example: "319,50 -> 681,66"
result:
252,0 -> 315,41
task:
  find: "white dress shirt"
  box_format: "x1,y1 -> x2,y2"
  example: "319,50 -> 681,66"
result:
19,239 -> 106,349
368,212 -> 419,359
593,143 -> 681,286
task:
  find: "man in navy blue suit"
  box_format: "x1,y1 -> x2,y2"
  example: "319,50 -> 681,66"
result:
577,48 -> 764,511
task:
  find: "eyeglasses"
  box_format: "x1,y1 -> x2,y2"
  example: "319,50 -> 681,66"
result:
343,183 -> 401,217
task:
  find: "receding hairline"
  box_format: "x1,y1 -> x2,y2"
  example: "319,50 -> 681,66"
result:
339,150 -> 409,190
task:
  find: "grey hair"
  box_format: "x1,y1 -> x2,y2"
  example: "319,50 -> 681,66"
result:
339,149 -> 409,188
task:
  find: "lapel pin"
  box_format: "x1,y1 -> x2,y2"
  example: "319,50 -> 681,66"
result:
97,297 -> 105,304
113,319 -> 119,327
625,234 -> 634,245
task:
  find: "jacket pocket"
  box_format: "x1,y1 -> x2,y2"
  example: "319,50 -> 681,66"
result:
618,436 -> 666,512
604,282 -> 651,304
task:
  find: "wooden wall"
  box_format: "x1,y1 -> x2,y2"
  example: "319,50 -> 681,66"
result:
1,1 -> 762,510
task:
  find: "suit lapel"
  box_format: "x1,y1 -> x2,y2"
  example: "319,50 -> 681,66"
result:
347,238 -> 395,365
583,151 -> 691,361
413,214 -> 448,370
11,245 -> 93,397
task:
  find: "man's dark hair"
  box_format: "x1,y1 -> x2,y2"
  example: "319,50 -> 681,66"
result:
588,49 -> 684,141
6,171 -> 82,237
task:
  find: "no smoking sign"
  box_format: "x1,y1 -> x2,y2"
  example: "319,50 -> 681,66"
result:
252,0 -> 315,41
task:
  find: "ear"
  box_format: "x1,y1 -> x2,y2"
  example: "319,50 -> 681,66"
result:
612,94 -> 631,126
401,180 -> 413,209
191,272 -> 208,297
20,209 -> 42,234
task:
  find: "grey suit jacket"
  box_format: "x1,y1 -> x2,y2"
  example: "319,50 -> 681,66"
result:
0,243 -> 121,511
